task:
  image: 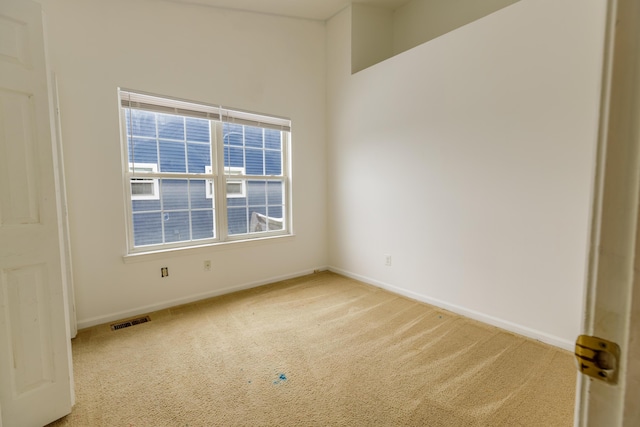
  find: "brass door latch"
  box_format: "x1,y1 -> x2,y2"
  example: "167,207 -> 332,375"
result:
575,335 -> 620,384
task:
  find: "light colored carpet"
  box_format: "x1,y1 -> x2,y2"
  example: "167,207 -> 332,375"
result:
48,272 -> 576,426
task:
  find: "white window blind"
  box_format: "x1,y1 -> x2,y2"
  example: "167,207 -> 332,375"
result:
120,89 -> 291,132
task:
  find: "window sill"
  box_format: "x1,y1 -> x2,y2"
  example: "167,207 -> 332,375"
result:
122,233 -> 296,264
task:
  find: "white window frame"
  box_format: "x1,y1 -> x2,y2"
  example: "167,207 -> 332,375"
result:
119,89 -> 292,255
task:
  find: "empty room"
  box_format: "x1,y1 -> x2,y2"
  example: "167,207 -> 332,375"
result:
1,0 -> 638,426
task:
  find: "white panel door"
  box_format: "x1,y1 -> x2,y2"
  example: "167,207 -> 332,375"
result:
0,0 -> 74,426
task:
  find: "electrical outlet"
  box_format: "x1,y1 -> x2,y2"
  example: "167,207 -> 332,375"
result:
161,267 -> 169,277
384,255 -> 392,266
204,260 -> 211,271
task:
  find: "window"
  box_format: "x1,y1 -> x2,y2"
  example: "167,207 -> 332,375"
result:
119,89 -> 291,253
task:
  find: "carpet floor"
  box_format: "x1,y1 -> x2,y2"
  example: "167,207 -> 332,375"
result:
48,272 -> 576,426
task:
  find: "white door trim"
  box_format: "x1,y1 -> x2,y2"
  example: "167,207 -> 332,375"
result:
576,0 -> 640,425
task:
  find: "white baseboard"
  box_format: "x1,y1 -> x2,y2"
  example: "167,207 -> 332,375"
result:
77,267 -> 328,329
329,266 -> 574,351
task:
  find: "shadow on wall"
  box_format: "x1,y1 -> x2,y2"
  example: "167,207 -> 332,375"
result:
352,0 -> 521,73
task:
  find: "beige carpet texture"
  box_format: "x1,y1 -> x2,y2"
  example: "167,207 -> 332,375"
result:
48,272 -> 577,426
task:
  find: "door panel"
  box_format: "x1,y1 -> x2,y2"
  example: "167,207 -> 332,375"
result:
0,88 -> 40,225
0,14 -> 31,67
0,0 -> 73,426
4,264 -> 55,394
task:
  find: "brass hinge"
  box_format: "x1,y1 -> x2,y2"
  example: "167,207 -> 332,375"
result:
575,335 -> 620,384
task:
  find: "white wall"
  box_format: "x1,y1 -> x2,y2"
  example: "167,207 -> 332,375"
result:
327,0 -> 606,349
38,0 -> 328,327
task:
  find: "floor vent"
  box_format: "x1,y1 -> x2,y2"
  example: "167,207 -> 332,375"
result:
110,316 -> 151,331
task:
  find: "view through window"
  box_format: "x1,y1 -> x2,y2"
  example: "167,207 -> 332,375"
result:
120,90 -> 291,253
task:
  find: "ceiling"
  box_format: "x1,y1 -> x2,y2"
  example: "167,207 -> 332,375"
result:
163,0 -> 409,21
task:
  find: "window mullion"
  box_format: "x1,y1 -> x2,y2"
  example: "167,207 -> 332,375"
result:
243,127 -> 250,234
214,122 -> 227,241
262,128 -> 266,177
158,179 -> 166,244
154,117 -> 168,245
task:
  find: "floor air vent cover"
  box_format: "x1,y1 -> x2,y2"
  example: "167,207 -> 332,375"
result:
110,316 -> 151,331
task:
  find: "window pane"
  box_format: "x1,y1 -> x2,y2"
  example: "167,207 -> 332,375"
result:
221,125 -> 283,179
187,143 -> 211,173
223,123 -> 243,146
224,146 -> 244,169
268,205 -> 283,221
267,181 -> 283,205
191,210 -> 214,240
245,126 -> 263,148
131,178 -> 215,245
228,207 -> 248,235
247,180 -> 266,206
129,110 -> 156,138
245,149 -> 264,175
159,141 -> 186,172
129,138 -> 158,164
133,212 -> 163,246
132,197 -> 161,212
265,129 -> 281,150
249,206 -> 268,233
218,124 -> 285,236
160,179 -> 189,210
227,197 -> 246,207
265,150 -> 282,176
249,207 -> 285,233
246,180 -> 285,233
189,179 -> 212,209
164,211 -> 190,243
157,113 -> 184,140
186,118 -> 210,143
